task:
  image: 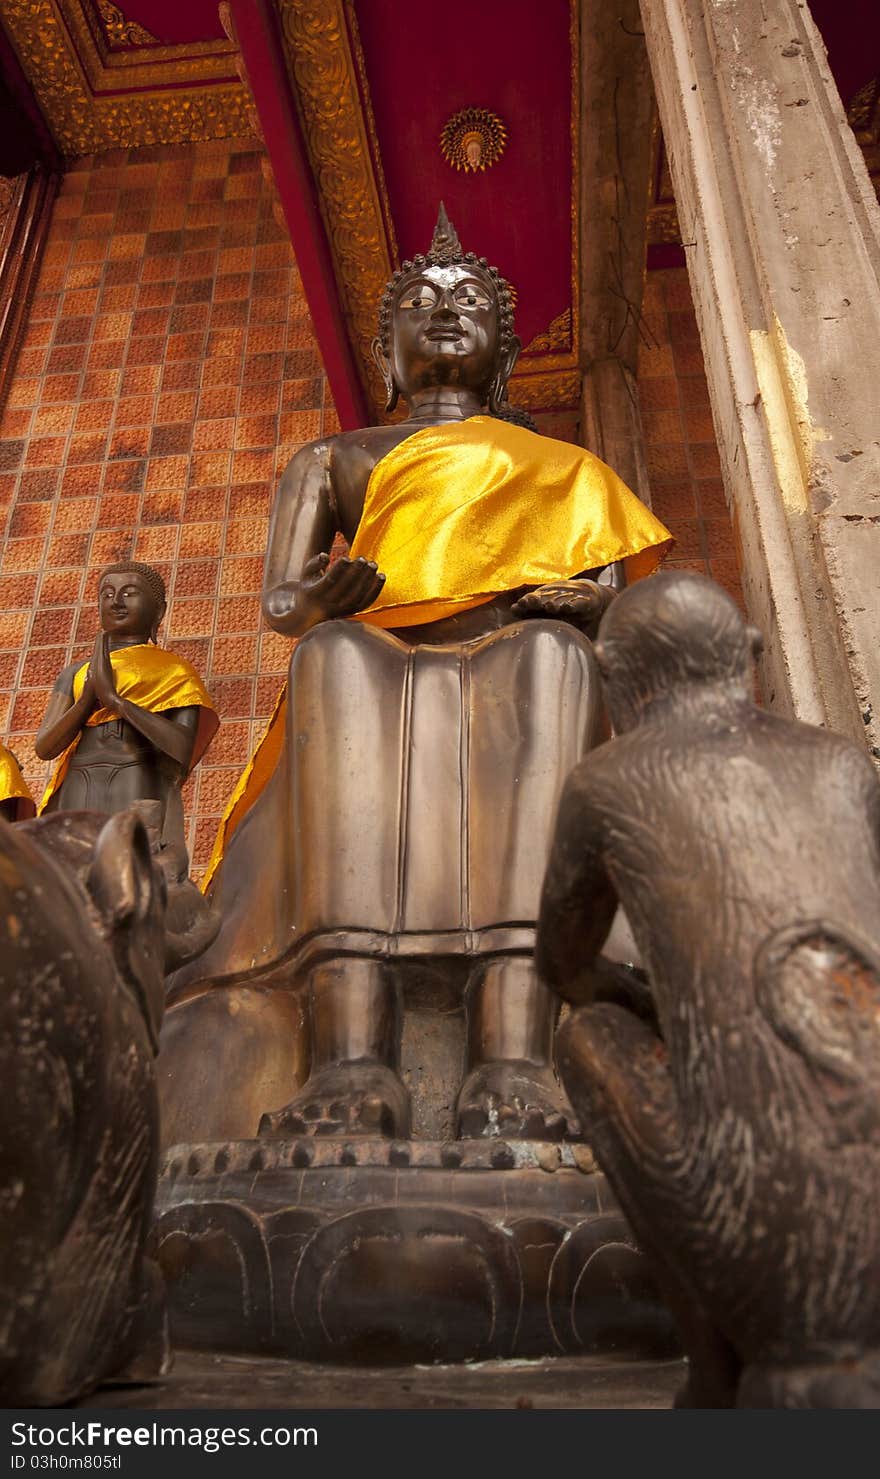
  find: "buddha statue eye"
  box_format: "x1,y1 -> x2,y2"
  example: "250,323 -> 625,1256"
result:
398,283 -> 439,310
453,282 -> 493,310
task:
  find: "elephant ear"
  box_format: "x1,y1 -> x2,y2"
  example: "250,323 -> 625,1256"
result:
755,919 -> 880,1144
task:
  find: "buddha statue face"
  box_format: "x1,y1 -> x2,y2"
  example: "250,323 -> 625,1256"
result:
387,262 -> 501,397
373,205 -> 520,414
98,564 -> 166,644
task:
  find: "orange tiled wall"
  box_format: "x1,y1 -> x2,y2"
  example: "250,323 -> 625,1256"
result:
638,266 -> 743,605
0,139 -> 337,874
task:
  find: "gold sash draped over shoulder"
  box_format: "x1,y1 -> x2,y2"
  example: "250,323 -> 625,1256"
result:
201,416 -> 673,889
348,416 -> 673,626
0,745 -> 35,820
39,644 -> 218,814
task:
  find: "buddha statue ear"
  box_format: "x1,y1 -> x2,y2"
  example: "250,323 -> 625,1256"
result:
487,334 -> 521,416
151,601 -> 166,645
371,336 -> 400,414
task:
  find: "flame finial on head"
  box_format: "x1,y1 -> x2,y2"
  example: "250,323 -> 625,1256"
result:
429,202 -> 462,264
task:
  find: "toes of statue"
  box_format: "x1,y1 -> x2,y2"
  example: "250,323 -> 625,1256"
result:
258,1062 -> 411,1140
457,1100 -> 496,1139
359,1093 -> 386,1132
521,1105 -> 548,1139
455,1061 -> 579,1142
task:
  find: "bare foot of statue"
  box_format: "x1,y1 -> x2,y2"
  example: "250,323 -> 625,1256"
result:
258,1062 -> 411,1139
455,1061 -> 579,1141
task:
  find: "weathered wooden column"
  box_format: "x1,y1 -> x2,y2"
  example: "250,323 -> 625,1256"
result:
640,0 -> 880,748
579,1 -> 655,506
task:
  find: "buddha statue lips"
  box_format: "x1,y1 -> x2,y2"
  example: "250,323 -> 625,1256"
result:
163,206 -> 673,1147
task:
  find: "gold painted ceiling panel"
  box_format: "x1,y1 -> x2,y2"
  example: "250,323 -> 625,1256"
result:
1,0 -> 254,157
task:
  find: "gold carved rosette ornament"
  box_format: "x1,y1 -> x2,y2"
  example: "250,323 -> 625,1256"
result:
440,108 -> 507,174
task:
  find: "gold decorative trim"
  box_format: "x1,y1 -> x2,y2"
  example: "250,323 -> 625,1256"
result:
276,0 -> 395,409
0,0 -> 252,155
219,3 -> 268,144
510,369 -> 581,411
521,308 -> 572,356
95,0 -> 156,48
63,0 -> 237,87
345,3 -> 398,268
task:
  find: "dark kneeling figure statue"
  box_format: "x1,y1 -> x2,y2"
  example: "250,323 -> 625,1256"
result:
0,806 -> 217,1405
164,207 -> 671,1146
538,570 -> 880,1408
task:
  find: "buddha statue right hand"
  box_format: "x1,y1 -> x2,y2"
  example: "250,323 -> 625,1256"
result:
269,553 -> 387,632
302,552 -> 386,623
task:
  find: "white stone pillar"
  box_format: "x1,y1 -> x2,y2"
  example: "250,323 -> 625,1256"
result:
640,0 -> 880,750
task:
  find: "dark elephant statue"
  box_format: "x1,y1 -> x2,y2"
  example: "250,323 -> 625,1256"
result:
0,805 -> 216,1405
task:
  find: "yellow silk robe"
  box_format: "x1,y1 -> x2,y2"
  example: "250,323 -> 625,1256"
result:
0,745 -> 35,820
202,416 -> 673,887
349,416 -> 672,626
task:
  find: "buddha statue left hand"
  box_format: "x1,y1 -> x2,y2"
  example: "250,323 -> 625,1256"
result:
513,578 -> 616,636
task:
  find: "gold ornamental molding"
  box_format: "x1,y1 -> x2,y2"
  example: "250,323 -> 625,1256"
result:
275,0 -> 395,410
521,308 -> 572,357
94,0 -> 156,49
1,1 -> 255,157
512,369 -> 581,412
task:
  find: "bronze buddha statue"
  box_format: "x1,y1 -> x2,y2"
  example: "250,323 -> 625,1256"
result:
35,561 -> 218,862
163,208 -> 671,1145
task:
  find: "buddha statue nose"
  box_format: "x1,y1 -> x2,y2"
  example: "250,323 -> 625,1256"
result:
430,291 -> 460,322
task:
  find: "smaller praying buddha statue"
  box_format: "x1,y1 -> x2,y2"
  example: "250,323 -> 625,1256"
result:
35,562 -> 218,860
0,744 -> 35,821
